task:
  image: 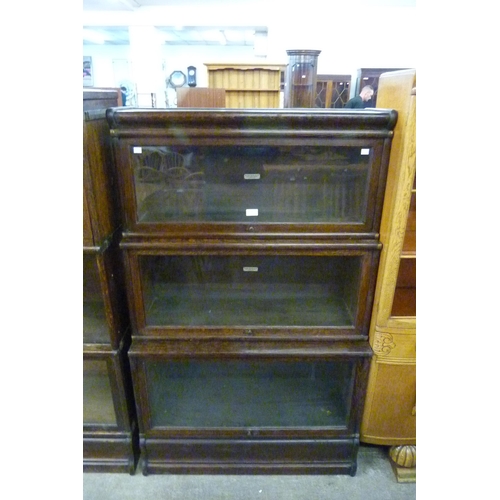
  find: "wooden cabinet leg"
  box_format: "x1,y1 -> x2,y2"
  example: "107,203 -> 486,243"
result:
389,445 -> 416,483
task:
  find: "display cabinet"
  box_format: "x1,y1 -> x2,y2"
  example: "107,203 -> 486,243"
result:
354,68 -> 408,107
106,108 -> 395,237
284,50 -> 321,108
83,89 -> 138,472
315,75 -> 352,109
359,70 -> 416,482
120,248 -> 380,340
129,338 -> 371,475
107,108 -> 397,475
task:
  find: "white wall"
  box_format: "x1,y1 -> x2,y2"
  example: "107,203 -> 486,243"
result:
84,45 -> 131,87
161,45 -> 258,89
84,43 -> 259,106
83,2 -> 416,104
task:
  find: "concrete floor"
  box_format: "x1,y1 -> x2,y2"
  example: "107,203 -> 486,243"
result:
83,444 -> 416,500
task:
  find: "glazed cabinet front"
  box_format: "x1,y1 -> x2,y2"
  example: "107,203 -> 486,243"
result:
83,89 -> 138,473
107,108 -> 396,236
83,347 -> 138,473
129,339 -> 371,475
83,246 -> 129,348
122,246 -> 379,339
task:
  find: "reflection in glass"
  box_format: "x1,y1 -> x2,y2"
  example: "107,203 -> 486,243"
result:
83,359 -> 117,425
83,254 -> 109,343
140,255 -> 362,327
146,360 -> 353,428
131,145 -> 371,223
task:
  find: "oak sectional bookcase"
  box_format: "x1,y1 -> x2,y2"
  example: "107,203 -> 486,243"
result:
106,107 -> 397,475
83,89 -> 139,473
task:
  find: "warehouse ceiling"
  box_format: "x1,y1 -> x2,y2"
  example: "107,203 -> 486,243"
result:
83,0 -> 267,46
83,0 -> 415,46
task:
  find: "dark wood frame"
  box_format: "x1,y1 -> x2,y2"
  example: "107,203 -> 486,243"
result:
129,338 -> 371,475
106,108 -> 397,475
83,89 -> 138,473
284,50 -> 321,108
106,108 -> 396,238
83,240 -> 129,349
120,244 -> 381,340
83,107 -> 121,247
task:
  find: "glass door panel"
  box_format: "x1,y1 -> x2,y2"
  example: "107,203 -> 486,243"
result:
83,359 -> 117,425
139,255 -> 362,328
83,254 -> 109,343
146,360 -> 353,428
131,145 -> 371,224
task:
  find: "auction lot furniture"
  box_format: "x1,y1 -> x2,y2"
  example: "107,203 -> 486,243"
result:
106,107 -> 396,475
83,89 -> 138,473
360,69 -> 416,482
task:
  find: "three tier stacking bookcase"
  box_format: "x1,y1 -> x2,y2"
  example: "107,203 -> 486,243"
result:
106,107 -> 397,475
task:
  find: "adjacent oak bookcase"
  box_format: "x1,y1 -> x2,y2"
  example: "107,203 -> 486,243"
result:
106,107 -> 397,475
359,69 -> 416,482
83,89 -> 139,473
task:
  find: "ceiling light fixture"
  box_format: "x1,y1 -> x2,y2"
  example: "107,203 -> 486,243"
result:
83,29 -> 108,44
218,30 -> 227,45
117,0 -> 141,10
223,30 -> 244,43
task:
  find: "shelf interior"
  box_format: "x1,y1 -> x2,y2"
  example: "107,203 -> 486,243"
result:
146,360 -> 353,428
83,359 -> 117,425
132,145 -> 370,224
140,255 -> 361,328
